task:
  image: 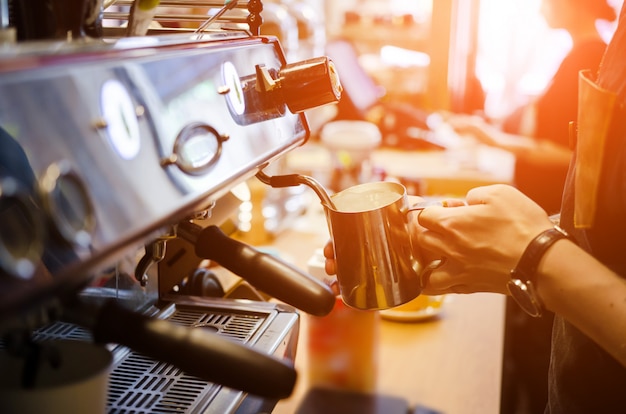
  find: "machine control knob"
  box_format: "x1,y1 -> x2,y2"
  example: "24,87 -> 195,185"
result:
277,56 -> 342,113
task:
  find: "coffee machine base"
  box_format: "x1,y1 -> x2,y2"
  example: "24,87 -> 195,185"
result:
30,296 -> 299,414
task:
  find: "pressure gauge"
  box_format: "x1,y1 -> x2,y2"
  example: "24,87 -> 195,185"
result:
221,61 -> 246,116
100,79 -> 141,160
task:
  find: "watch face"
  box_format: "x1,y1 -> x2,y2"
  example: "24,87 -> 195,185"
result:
507,279 -> 543,317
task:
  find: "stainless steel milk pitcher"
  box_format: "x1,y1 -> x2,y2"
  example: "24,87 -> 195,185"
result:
257,172 -> 425,310
325,181 -> 422,310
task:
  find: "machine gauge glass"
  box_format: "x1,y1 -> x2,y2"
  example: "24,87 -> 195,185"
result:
100,79 -> 141,160
166,122 -> 223,176
221,61 -> 245,116
179,134 -> 219,168
41,163 -> 96,248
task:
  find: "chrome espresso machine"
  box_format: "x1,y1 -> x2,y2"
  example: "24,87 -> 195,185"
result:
0,1 -> 340,412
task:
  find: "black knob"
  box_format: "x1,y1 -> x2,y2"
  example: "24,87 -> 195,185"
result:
277,56 -> 342,113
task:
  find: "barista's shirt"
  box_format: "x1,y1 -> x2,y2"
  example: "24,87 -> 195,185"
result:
549,7 -> 626,413
514,37 -> 607,216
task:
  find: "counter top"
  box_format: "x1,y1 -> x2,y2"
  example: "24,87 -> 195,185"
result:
286,143 -> 515,198
371,146 -> 514,197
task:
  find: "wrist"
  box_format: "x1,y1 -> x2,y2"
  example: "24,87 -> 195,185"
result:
507,225 -> 576,317
534,235 -> 580,313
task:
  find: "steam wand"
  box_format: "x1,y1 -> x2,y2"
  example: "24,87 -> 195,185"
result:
256,170 -> 337,210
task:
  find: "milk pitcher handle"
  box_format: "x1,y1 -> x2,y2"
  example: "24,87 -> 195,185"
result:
404,199 -> 445,214
402,199 -> 447,288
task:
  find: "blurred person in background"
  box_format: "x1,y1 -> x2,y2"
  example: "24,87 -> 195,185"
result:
449,2 -> 617,412
451,0 -> 616,216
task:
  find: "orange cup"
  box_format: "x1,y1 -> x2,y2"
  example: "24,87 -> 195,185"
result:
306,297 -> 379,392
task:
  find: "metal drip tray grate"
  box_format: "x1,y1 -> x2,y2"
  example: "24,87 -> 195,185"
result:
108,352 -> 215,413
106,306 -> 267,413
13,299 -> 295,414
169,308 -> 265,342
33,321 -> 93,342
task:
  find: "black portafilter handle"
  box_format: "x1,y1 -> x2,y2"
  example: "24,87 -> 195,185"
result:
89,299 -> 296,400
177,222 -> 335,317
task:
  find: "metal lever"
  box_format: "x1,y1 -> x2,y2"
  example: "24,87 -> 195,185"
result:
134,229 -> 176,286
134,240 -> 166,286
195,0 -> 239,34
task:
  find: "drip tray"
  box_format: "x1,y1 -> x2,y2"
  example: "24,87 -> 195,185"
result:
31,297 -> 300,414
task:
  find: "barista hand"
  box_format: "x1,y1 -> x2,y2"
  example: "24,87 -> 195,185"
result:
418,184 -> 626,369
416,184 -> 553,295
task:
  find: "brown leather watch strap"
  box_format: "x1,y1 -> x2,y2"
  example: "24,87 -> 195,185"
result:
508,226 -> 575,317
511,227 -> 571,282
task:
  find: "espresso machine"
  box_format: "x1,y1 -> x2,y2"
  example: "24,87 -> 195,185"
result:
0,1 -> 341,412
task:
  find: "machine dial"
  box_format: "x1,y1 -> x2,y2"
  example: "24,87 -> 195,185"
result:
220,61 -> 246,116
100,79 -> 141,160
40,161 -> 96,248
0,177 -> 44,280
161,122 -> 227,176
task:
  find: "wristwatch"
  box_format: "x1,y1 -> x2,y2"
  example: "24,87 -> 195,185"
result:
507,226 -> 574,317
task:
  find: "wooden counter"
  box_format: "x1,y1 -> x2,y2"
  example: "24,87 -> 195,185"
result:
371,146 -> 515,197
268,212 -> 506,414
286,144 -> 515,199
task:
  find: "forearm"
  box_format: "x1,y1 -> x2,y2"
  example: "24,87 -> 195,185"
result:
475,123 -> 572,163
537,239 -> 626,367
474,123 -> 536,154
